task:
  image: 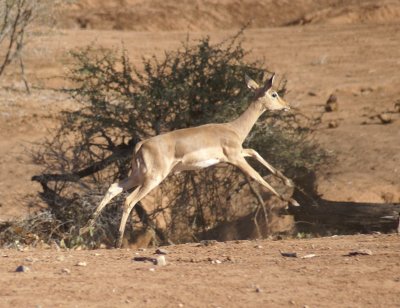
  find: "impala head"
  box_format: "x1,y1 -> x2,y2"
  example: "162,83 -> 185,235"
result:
245,74 -> 290,111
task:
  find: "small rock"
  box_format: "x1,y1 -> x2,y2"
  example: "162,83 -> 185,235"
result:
208,257 -> 222,264
346,249 -> 373,256
327,94 -> 337,102
360,87 -> 373,94
25,257 -> 36,263
154,255 -> 167,266
133,256 -> 166,265
325,101 -> 338,112
301,254 -> 317,259
56,255 -> 65,262
255,286 -> 262,293
15,265 -> 30,272
254,245 -> 263,249
394,100 -> 400,113
155,248 -> 169,255
133,256 -> 149,262
149,268 -> 155,272
325,94 -> 338,112
378,113 -> 392,124
226,256 -> 234,262
61,268 -> 71,274
75,261 -> 87,267
328,120 -> 339,129
280,252 -> 297,258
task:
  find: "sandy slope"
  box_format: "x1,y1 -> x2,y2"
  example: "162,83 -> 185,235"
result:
59,0 -> 400,30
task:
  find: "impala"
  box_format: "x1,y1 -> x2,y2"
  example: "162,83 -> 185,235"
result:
80,74 -> 299,247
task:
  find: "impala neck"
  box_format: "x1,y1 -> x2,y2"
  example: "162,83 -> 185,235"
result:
231,101 -> 265,143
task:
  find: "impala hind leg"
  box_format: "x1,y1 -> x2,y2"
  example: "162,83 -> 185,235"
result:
233,157 -> 299,207
79,175 -> 138,235
116,179 -> 162,248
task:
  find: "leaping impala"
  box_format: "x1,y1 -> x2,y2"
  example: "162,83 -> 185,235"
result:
80,73 -> 299,247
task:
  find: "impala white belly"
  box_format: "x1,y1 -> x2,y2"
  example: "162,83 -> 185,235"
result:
192,158 -> 220,168
173,158 -> 221,173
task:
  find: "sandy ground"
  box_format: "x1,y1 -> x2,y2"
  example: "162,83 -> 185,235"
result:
1,234 -> 399,307
1,0 -> 400,306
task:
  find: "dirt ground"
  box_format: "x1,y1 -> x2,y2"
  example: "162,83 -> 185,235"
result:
1,234 -> 399,307
1,0 -> 400,307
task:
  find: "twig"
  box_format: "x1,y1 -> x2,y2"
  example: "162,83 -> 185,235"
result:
19,55 -> 29,93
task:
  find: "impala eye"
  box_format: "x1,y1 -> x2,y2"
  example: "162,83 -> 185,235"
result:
271,92 -> 278,98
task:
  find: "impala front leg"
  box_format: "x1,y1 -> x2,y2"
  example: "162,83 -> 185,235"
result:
233,157 -> 300,207
242,148 -> 294,187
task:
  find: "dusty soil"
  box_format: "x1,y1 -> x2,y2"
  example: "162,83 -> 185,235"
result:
1,0 -> 400,306
1,234 -> 400,307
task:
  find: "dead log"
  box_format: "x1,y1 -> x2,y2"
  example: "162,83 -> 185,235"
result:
289,170 -> 400,234
290,198 -> 400,234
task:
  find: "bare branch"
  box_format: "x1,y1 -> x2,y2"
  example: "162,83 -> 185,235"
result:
0,0 -> 35,91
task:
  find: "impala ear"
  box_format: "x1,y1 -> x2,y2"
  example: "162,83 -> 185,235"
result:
263,73 -> 275,91
245,74 -> 260,90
